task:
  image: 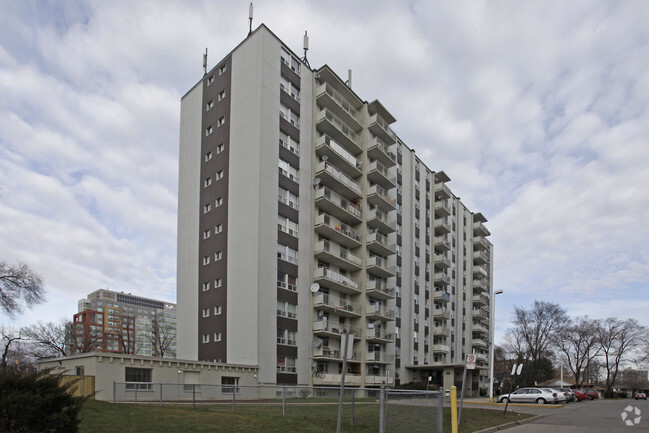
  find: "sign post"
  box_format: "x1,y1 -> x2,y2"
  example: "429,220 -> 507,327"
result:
503,363 -> 523,416
458,354 -> 477,427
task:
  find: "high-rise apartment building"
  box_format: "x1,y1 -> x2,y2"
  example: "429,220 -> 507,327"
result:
74,289 -> 177,358
177,25 -> 493,392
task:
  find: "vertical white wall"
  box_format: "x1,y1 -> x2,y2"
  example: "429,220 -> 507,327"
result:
227,28 -> 281,384
176,84 -> 203,360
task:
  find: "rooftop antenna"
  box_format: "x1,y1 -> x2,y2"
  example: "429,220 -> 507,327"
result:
346,69 -> 352,88
203,48 -> 208,75
248,2 -> 254,36
301,31 -> 310,67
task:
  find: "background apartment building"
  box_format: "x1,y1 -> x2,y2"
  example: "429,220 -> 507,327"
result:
74,289 -> 177,358
177,25 -> 493,392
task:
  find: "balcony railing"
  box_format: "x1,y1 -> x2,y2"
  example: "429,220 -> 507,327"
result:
313,320 -> 361,338
279,137 -> 299,156
365,304 -> 395,319
367,136 -> 396,166
313,292 -> 360,315
315,214 -> 362,245
366,279 -> 395,299
280,83 -> 300,103
316,134 -> 361,173
317,82 -> 359,122
317,108 -> 358,148
313,267 -> 359,292
316,161 -> 363,196
315,240 -> 362,267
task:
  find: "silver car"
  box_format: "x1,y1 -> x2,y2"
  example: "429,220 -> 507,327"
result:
498,387 -> 559,405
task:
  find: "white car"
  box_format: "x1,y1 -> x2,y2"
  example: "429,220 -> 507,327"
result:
499,387 -> 559,405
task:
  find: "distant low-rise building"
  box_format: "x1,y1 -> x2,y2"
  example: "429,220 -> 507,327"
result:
73,289 -> 176,358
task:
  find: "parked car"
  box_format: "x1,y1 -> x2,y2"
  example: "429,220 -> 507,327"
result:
635,392 -> 647,400
551,387 -> 574,403
498,387 -> 559,405
573,389 -> 588,401
581,388 -> 599,400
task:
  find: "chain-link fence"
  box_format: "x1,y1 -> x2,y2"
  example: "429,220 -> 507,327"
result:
113,383 -> 442,432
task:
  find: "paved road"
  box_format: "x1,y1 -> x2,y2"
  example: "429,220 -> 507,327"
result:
492,399 -> 649,432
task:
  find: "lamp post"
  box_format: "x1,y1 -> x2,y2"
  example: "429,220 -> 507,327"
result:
489,290 -> 503,401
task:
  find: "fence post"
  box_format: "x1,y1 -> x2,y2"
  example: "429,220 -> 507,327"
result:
232,387 -> 236,413
134,385 -> 138,405
379,384 -> 386,433
113,381 -> 116,404
351,389 -> 355,425
282,386 -> 287,417
192,384 -> 196,409
437,391 -> 444,433
160,383 -> 163,406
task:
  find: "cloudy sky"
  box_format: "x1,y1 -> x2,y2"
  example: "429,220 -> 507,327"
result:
1,0 -> 648,342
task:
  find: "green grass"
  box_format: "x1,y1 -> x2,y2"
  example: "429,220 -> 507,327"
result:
79,399 -> 531,433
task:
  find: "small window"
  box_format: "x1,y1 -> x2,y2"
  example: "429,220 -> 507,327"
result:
202,334 -> 210,343
204,177 -> 212,187
215,251 -> 222,261
221,377 -> 239,393
75,366 -> 85,376
218,90 -> 226,101
203,229 -> 211,239
214,305 -> 222,315
203,203 -> 211,213
205,126 -> 213,136
205,151 -> 213,162
202,308 -> 210,318
215,224 -> 223,234
217,116 -> 225,127
219,64 -> 227,75
215,278 -> 223,288
207,75 -> 214,85
214,332 -> 222,342
216,170 -> 224,180
206,100 -> 214,111
217,143 -> 224,153
125,367 -> 152,390
216,197 -> 223,207
203,256 -> 210,265
202,282 -> 210,291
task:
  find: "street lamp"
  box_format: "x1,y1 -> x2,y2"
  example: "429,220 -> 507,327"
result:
489,290 -> 503,401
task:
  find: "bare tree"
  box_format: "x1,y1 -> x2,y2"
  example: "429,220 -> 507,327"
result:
505,301 -> 568,385
0,260 -> 45,317
147,318 -> 176,358
553,316 -> 601,386
22,318 -> 73,358
1,327 -> 25,371
617,368 -> 649,395
596,317 -> 648,396
69,321 -> 102,354
118,315 -> 137,355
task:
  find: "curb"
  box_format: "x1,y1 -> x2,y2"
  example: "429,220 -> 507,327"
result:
471,414 -> 544,433
463,401 -> 564,408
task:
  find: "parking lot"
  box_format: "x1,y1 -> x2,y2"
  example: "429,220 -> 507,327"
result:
465,398 -> 649,432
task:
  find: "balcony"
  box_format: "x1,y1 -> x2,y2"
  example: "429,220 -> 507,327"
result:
434,200 -> 451,217
315,134 -> 362,178
314,214 -> 362,248
367,207 -> 396,234
368,113 -> 396,145
365,375 -> 395,385
472,309 -> 489,321
473,250 -> 490,265
315,161 -> 363,200
367,231 -> 396,257
315,82 -> 362,132
473,279 -> 488,293
434,216 -> 451,235
433,326 -> 450,336
432,344 -> 451,353
313,267 -> 361,295
367,255 -> 395,278
315,108 -> 362,155
473,236 -> 490,251
434,183 -> 452,200
433,235 -> 451,251
475,353 -> 488,361
472,338 -> 487,349
367,136 -> 396,167
314,187 -> 362,225
313,373 -> 362,386
473,265 -> 489,279
367,184 -> 396,212
366,304 -> 395,321
472,323 -> 488,335
366,329 -> 394,343
313,320 -> 361,339
472,293 -> 489,307
367,160 -> 396,190
313,345 -> 342,360
433,272 -> 450,286
434,251 -> 451,268
314,240 -> 362,271
473,221 -> 491,237
313,292 -> 361,318
366,279 -> 395,300
433,309 -> 450,320
366,351 -> 395,364
433,290 -> 451,303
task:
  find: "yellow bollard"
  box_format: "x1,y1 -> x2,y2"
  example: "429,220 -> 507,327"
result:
451,385 -> 458,433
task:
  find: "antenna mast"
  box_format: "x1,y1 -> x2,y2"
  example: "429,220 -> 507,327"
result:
301,31 -> 310,67
248,2 -> 254,36
203,48 -> 208,75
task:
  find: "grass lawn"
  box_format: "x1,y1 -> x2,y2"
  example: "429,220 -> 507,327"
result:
79,399 -> 531,432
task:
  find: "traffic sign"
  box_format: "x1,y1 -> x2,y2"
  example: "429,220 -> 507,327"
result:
466,354 -> 476,370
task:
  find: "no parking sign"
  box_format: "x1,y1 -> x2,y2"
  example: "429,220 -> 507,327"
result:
466,353 -> 476,370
